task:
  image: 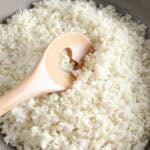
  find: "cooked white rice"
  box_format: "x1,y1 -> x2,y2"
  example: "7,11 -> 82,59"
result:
0,0 -> 150,150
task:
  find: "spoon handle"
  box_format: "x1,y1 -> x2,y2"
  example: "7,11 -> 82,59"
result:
0,59 -> 63,117
0,74 -> 38,116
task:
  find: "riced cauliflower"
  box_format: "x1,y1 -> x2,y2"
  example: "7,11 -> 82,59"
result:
0,0 -> 150,150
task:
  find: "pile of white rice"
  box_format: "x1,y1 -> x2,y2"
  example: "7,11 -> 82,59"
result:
0,0 -> 150,149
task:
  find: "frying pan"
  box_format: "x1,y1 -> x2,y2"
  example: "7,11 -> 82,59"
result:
0,0 -> 149,149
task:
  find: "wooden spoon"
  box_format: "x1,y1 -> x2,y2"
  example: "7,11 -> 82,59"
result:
0,32 -> 92,116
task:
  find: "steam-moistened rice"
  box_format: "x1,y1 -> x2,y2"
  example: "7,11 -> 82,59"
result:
0,0 -> 150,150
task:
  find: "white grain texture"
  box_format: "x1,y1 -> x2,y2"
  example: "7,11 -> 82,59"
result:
0,0 -> 150,150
